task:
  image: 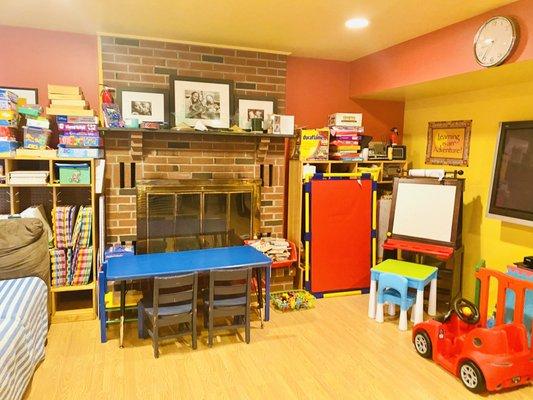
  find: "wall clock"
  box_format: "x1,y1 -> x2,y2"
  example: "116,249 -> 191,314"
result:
473,16 -> 518,67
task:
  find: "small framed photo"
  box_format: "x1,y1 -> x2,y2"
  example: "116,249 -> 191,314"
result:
236,96 -> 277,130
170,76 -> 233,128
0,86 -> 38,104
116,86 -> 169,124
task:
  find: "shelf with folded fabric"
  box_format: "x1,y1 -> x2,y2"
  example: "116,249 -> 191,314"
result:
1,156 -> 100,323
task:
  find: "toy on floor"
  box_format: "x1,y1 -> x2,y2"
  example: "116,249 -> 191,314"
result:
271,290 -> 315,312
412,268 -> 533,393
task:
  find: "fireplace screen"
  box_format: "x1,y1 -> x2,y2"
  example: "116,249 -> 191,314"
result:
136,179 -> 261,254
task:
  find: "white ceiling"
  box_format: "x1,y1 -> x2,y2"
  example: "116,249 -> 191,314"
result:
0,0 -> 517,61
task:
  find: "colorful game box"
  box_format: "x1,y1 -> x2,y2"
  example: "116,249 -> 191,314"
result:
297,128 -> 330,161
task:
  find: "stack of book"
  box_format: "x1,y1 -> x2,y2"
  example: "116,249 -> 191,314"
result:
46,84 -> 103,158
57,115 -> 103,158
8,170 -> 49,185
21,105 -> 51,150
0,89 -> 20,157
46,85 -> 95,117
329,125 -> 365,161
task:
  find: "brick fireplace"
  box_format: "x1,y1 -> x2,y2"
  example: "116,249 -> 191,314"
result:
100,35 -> 293,290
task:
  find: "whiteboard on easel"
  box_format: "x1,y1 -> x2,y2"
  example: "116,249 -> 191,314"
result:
392,182 -> 457,243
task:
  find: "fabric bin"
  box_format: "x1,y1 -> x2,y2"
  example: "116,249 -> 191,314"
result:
57,163 -> 90,184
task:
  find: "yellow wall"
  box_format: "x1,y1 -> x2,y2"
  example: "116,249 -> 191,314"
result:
403,80 -> 533,300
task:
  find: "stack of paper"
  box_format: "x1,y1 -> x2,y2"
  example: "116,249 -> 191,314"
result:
247,237 -> 291,262
8,170 -> 49,185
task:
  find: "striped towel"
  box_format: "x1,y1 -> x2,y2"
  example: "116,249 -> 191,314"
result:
71,206 -> 92,249
50,249 -> 67,287
71,247 -> 93,285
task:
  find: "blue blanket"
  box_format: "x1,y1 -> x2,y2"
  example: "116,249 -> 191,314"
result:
0,277 -> 48,400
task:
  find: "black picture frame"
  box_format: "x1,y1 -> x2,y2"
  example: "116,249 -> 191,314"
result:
235,95 -> 277,129
170,75 -> 234,128
0,86 -> 39,104
116,86 -> 169,125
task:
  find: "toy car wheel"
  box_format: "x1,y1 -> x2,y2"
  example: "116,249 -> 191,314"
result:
459,361 -> 486,393
413,330 -> 432,359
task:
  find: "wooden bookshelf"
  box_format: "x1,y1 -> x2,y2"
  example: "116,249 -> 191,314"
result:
0,155 -> 99,323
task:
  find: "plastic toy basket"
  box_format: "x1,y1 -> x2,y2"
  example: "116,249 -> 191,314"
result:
270,289 -> 316,312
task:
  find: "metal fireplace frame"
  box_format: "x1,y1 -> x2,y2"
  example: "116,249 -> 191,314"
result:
136,179 -> 261,254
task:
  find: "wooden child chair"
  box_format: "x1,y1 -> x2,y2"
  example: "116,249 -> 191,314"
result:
203,268 -> 252,347
137,272 -> 198,358
375,273 -> 416,331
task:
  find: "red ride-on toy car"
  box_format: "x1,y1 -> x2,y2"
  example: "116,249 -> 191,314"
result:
412,268 -> 533,393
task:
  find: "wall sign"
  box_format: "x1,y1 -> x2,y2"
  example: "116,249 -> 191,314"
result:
425,120 -> 472,166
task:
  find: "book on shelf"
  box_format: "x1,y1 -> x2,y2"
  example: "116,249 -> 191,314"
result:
16,148 -> 57,158
47,84 -> 81,95
46,107 -> 95,117
50,99 -> 88,107
26,117 -> 50,129
8,170 -> 49,185
48,93 -> 84,100
56,115 -> 98,124
57,122 -> 98,132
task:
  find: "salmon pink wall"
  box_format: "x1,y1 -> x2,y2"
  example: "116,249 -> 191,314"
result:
0,25 -> 99,108
286,56 -> 404,141
349,0 -> 533,97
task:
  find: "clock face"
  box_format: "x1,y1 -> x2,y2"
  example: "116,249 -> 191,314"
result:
474,16 -> 517,67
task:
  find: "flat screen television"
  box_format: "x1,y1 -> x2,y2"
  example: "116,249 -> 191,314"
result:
487,120 -> 533,227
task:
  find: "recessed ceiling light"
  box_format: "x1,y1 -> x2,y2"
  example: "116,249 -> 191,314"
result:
345,18 -> 370,29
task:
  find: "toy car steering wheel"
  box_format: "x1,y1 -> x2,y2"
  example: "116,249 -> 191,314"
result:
453,298 -> 480,324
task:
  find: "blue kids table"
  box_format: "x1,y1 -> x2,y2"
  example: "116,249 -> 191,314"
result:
99,245 -> 272,347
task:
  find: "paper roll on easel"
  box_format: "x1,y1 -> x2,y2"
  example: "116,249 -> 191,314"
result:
408,169 -> 445,181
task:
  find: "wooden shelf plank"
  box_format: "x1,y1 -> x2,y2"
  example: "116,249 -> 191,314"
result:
2,183 -> 92,188
51,308 -> 95,323
51,283 -> 95,293
0,156 -> 98,161
99,127 -> 294,139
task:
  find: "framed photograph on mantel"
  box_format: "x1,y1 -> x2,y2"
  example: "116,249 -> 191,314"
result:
116,86 -> 169,124
236,95 -> 277,130
425,120 -> 472,166
170,76 -> 233,128
0,86 -> 38,104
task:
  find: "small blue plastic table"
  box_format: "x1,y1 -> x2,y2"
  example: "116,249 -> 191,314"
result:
99,246 -> 272,347
368,259 -> 438,324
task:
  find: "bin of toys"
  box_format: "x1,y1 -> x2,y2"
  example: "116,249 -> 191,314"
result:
270,290 -> 316,312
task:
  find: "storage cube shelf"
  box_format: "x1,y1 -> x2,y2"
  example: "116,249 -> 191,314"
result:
0,155 -> 99,323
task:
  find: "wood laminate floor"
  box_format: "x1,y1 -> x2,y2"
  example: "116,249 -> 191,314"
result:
25,295 -> 532,400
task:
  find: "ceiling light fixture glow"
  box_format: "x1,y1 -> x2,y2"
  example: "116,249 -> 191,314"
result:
345,18 -> 370,29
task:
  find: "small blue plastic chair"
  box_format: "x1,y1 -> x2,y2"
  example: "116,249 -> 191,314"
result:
375,273 -> 416,330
